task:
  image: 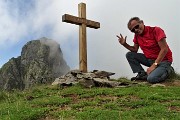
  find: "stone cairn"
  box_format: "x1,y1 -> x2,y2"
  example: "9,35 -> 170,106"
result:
52,70 -> 135,88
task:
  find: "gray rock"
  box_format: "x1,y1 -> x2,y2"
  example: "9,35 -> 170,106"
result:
151,84 -> 166,87
93,78 -> 120,87
93,70 -> 115,78
0,37 -> 70,90
0,57 -> 24,90
79,79 -> 95,88
52,70 -> 132,88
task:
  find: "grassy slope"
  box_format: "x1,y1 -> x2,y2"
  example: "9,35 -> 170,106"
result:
0,76 -> 180,120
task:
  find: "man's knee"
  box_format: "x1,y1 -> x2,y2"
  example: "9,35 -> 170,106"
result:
147,73 -> 167,84
147,76 -> 157,83
126,51 -> 136,59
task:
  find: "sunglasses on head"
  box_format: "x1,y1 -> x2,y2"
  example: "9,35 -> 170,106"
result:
131,24 -> 140,33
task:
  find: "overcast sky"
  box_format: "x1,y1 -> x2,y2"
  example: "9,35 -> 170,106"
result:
0,0 -> 179,78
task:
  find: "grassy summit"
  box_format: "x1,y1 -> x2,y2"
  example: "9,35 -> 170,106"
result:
0,73 -> 180,120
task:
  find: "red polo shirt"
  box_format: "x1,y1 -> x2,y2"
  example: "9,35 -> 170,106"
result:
133,26 -> 173,62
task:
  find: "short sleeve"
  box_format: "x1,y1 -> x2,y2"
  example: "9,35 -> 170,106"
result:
154,27 -> 166,41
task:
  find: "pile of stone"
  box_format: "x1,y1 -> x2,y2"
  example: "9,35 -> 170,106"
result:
52,70 -> 134,88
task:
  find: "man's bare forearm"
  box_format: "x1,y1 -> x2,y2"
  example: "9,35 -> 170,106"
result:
123,43 -> 138,52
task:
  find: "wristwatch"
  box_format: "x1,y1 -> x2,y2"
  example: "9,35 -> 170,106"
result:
154,62 -> 158,66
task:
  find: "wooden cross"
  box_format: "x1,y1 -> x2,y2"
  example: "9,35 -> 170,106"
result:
62,3 -> 100,72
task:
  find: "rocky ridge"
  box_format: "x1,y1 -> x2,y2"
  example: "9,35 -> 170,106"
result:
0,37 -> 70,90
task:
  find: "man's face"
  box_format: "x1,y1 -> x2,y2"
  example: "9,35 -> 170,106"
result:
129,20 -> 144,35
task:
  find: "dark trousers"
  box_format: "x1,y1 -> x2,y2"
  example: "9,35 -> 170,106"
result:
126,52 -> 172,83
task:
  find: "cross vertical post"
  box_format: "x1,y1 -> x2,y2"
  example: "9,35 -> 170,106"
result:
62,3 -> 100,72
78,3 -> 87,72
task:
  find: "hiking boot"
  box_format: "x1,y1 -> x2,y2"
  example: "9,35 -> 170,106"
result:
131,72 -> 147,81
167,66 -> 175,78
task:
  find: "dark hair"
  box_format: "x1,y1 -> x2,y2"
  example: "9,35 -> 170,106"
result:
127,17 -> 141,29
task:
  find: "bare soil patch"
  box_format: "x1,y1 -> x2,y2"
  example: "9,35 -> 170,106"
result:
162,80 -> 180,86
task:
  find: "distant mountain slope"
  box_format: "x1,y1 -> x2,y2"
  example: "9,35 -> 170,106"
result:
0,37 -> 70,90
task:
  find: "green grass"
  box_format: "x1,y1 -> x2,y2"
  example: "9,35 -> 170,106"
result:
0,77 -> 180,120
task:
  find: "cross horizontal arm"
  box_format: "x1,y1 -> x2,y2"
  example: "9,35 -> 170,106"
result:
62,14 -> 100,29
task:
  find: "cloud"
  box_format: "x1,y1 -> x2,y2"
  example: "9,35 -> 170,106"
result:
0,1 -> 32,46
0,0 -> 180,79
